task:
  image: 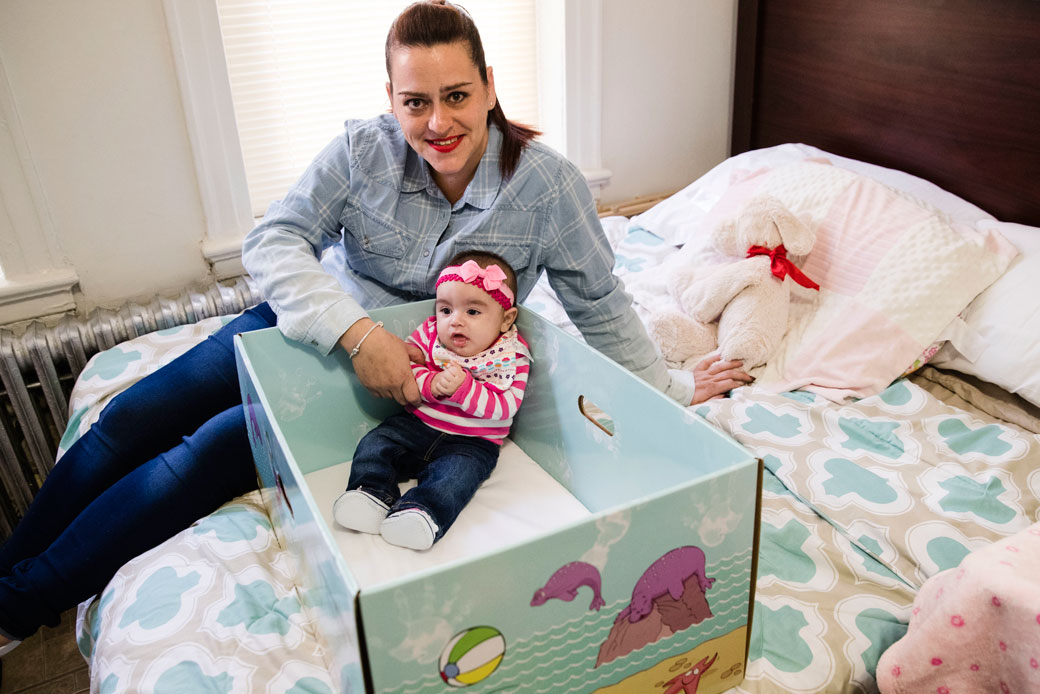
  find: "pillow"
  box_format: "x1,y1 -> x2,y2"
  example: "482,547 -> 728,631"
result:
630,143 -> 996,247
929,220 -> 1040,407
699,159 -> 1017,402
629,144 -> 813,246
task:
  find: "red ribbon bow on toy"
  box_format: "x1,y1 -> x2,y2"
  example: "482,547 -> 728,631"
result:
746,244 -> 820,290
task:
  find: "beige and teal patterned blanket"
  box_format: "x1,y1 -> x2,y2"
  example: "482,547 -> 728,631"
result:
67,316 -> 1040,693
65,317 -> 338,693
702,379 -> 1039,693
63,233 -> 1039,692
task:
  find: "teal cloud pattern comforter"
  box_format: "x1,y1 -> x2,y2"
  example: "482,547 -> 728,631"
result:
64,230 -> 1039,692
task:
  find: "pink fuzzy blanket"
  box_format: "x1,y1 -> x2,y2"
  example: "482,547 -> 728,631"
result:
877,521 -> 1040,694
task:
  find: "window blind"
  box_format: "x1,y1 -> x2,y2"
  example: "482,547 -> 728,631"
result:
215,0 -> 540,217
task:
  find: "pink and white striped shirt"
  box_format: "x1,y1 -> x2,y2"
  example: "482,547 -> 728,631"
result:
406,316 -> 531,444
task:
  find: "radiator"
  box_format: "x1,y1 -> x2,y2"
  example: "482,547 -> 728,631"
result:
0,276 -> 261,541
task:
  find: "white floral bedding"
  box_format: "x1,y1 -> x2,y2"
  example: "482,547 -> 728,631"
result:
62,223 -> 1039,693
66,316 -> 337,693
76,490 -> 335,694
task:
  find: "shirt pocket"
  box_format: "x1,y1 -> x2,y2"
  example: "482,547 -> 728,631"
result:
482,242 -> 533,277
452,219 -> 541,299
339,202 -> 408,277
453,212 -> 541,274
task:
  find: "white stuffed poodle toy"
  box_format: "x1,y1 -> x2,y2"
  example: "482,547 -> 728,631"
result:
647,194 -> 819,371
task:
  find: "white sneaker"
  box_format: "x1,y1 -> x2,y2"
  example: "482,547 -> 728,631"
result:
379,509 -> 438,551
0,638 -> 21,657
332,490 -> 389,534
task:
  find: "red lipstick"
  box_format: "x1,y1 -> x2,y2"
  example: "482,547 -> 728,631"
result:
427,135 -> 464,153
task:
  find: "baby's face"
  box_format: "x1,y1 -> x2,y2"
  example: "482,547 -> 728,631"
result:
434,281 -> 512,357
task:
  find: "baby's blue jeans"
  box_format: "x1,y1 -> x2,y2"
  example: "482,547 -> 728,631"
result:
348,411 -> 499,542
0,303 -> 276,640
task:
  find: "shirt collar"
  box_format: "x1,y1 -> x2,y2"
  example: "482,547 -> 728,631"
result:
401,122 -> 504,210
458,123 -> 503,210
401,143 -> 429,193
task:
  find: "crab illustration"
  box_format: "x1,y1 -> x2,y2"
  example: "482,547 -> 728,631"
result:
662,653 -> 718,694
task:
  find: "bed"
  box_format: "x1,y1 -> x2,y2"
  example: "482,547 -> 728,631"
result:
66,1 -> 1039,692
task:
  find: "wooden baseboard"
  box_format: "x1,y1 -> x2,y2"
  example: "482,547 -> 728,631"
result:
597,191 -> 675,218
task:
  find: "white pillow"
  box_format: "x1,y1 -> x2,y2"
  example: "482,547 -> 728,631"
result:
630,143 -> 995,246
930,221 -> 1040,407
630,143 -> 1032,399
681,159 -> 1015,401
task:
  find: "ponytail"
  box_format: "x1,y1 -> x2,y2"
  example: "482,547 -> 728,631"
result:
487,102 -> 539,180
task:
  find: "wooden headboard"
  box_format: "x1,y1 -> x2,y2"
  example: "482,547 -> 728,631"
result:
731,0 -> 1040,227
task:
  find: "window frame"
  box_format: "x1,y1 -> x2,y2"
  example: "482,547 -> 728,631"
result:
163,0 -> 255,280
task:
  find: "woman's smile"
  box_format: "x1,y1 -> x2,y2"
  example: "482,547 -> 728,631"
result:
427,135 -> 464,153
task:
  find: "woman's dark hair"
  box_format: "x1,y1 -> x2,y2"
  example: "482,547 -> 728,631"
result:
386,0 -> 540,180
446,249 -> 518,297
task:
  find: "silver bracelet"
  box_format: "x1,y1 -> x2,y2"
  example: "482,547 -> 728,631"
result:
348,320 -> 384,359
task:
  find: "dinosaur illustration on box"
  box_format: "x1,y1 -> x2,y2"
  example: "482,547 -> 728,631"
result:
530,545 -> 721,671
617,546 -> 715,624
530,561 -> 605,612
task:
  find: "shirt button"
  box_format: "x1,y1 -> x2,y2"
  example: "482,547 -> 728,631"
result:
423,250 -> 430,257
363,237 -> 370,247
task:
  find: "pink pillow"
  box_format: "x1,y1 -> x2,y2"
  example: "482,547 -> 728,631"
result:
701,160 -> 1016,401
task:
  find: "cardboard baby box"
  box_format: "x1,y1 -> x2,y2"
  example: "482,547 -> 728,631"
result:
235,300 -> 761,694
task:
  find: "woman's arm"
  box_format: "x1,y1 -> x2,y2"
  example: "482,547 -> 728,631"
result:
541,160 -> 696,404
540,160 -> 752,405
346,320 -> 422,406
242,127 -> 421,406
242,132 -> 367,355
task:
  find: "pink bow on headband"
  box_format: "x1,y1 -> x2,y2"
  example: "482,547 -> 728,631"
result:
436,260 -> 515,308
457,260 -> 507,291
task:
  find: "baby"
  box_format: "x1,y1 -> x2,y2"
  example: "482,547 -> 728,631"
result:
333,250 -> 531,550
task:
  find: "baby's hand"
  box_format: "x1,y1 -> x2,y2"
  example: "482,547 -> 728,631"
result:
431,362 -> 467,398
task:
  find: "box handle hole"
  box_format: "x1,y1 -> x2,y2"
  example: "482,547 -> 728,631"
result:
578,395 -> 615,436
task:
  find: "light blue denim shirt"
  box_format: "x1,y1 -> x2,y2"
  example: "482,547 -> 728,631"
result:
242,114 -> 694,403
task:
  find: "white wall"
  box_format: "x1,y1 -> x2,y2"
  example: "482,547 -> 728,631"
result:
0,0 -> 736,317
599,0 -> 736,204
0,0 -> 210,314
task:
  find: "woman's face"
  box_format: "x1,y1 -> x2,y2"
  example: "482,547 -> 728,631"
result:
387,41 -> 496,202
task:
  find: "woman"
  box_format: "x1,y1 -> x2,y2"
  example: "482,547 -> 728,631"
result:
0,0 -> 749,654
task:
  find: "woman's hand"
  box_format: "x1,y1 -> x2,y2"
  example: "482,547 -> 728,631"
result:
340,320 -> 421,406
690,354 -> 754,404
431,362 -> 466,399
405,343 -> 426,365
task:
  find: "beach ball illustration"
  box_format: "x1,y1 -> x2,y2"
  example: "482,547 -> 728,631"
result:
438,625 -> 506,687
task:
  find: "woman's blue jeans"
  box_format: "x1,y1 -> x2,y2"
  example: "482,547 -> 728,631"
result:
347,411 -> 500,542
0,303 -> 276,640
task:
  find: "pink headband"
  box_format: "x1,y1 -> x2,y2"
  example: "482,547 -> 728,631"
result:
436,260 -> 515,309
